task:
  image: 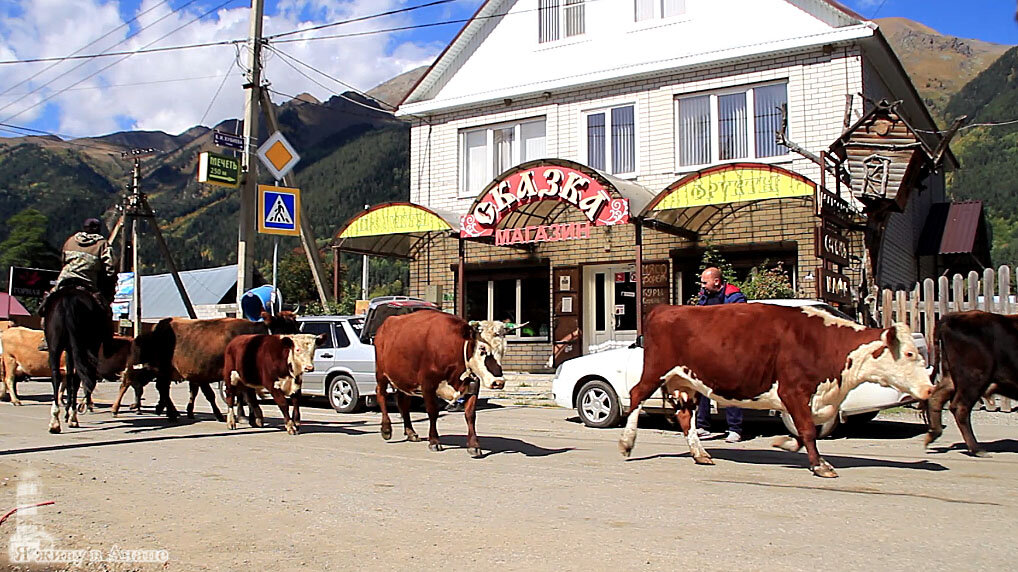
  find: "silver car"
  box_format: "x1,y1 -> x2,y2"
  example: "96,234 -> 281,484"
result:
297,316 -> 376,413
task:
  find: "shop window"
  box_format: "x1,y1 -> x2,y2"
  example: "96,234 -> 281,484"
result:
466,269 -> 550,340
460,118 -> 546,197
585,104 -> 635,175
635,0 -> 685,21
676,82 -> 788,168
539,0 -> 585,43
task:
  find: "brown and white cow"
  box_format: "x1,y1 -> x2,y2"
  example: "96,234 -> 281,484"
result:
222,333 -> 319,434
1,326 -> 132,406
923,311 -> 1018,456
113,312 -> 299,421
618,304 -> 934,477
374,311 -> 510,457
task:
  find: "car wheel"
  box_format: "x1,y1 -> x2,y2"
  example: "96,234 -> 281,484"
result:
781,413 -> 839,439
576,379 -> 621,428
327,375 -> 362,414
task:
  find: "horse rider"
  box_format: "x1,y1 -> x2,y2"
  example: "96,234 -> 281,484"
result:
38,218 -> 117,351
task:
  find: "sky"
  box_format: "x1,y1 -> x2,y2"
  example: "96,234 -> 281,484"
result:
0,0 -> 1015,140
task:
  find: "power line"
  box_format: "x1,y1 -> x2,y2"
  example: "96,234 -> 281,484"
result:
0,74 -> 238,96
0,0 -> 242,125
0,0 -> 172,99
266,0 -> 455,40
199,60 -> 238,126
0,121 -> 126,152
0,38 -> 244,65
266,45 -> 395,112
916,117 -> 1018,134
0,0 -> 205,117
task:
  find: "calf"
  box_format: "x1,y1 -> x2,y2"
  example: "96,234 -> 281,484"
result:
222,334 -> 319,435
619,304 -> 934,477
374,311 -> 512,457
924,311 -> 1018,456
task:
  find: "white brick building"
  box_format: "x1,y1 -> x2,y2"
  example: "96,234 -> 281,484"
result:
375,0 -> 953,371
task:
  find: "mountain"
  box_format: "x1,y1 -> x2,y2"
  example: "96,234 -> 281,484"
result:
875,17 -> 1012,120
0,71 -> 420,291
940,46 -> 1018,265
365,65 -> 427,110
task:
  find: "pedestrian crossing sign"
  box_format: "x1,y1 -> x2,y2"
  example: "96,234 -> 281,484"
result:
258,185 -> 300,236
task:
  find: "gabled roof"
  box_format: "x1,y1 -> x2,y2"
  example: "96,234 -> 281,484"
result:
918,201 -> 990,259
140,264 -> 244,319
398,0 -> 874,115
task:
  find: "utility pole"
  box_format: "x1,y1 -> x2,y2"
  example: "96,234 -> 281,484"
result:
118,148 -> 197,334
237,0 -> 264,305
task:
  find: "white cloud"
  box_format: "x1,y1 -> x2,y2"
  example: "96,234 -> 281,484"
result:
0,0 -> 445,137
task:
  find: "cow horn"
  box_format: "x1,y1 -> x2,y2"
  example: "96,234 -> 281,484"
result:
508,321 -> 530,332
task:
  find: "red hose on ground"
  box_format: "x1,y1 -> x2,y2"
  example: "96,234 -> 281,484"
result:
0,501 -> 55,526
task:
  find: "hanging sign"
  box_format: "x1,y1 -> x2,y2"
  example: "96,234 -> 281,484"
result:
197,152 -> 240,188
213,130 -> 245,150
817,186 -> 854,228
817,267 -> 852,305
258,185 -> 301,236
461,164 -> 629,238
9,266 -> 59,298
815,226 -> 851,266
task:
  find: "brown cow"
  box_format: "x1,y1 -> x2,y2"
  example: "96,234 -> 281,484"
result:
618,304 -> 934,477
374,311 -> 511,457
923,311 -> 1018,456
1,326 -> 131,406
222,334 -> 319,434
112,312 -> 299,421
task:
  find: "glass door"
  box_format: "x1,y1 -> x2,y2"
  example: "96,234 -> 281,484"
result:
584,264 -> 638,352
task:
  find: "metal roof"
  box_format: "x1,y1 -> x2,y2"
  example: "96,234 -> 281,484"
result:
917,201 -> 987,256
333,202 -> 460,259
0,293 -> 30,318
140,264 -> 240,319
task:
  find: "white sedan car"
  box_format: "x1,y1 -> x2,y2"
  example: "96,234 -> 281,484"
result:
551,299 -> 928,436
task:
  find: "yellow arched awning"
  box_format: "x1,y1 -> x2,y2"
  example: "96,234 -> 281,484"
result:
333,202 -> 460,259
638,163 -> 817,238
460,159 -> 654,239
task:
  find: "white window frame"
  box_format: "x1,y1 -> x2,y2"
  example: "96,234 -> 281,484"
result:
673,81 -> 791,172
634,0 -> 687,23
475,278 -> 548,342
459,117 -> 546,199
582,103 -> 638,178
538,0 -> 586,44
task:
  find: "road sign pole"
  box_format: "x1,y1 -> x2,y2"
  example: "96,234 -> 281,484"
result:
238,0 -> 265,306
272,179 -> 280,315
6,266 -> 13,320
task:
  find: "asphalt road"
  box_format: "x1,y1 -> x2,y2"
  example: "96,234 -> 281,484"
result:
2,380 -> 1017,571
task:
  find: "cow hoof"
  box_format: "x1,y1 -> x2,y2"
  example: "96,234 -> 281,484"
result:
187,412 -> 195,420
214,413 -> 225,423
468,447 -> 482,457
285,421 -> 298,435
693,455 -> 715,465
971,449 -> 990,458
381,426 -> 393,441
428,443 -> 443,452
49,425 -> 61,434
69,420 -> 79,428
77,403 -> 86,413
12,400 -> 22,407
252,418 -> 263,428
772,436 -> 801,452
812,464 -> 838,478
405,432 -> 420,442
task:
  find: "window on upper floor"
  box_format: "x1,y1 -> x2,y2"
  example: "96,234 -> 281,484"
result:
460,118 -> 547,197
585,104 -> 636,176
539,0 -> 585,43
675,82 -> 788,169
635,0 -> 686,21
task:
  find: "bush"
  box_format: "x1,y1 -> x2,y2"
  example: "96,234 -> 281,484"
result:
740,262 -> 796,300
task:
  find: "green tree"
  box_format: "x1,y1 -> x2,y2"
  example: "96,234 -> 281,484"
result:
0,208 -> 60,288
739,262 -> 796,300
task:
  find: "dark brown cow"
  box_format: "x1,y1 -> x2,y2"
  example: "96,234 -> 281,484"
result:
374,311 -> 509,457
112,312 -> 299,421
924,311 -> 1018,456
1,326 -> 131,407
619,304 -> 934,477
222,334 -> 319,434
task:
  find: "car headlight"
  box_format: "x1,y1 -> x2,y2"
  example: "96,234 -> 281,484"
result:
554,363 -> 563,379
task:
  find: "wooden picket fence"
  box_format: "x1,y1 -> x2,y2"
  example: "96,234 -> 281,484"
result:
874,265 -> 1016,412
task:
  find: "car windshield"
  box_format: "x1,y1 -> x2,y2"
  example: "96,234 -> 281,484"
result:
347,317 -> 364,337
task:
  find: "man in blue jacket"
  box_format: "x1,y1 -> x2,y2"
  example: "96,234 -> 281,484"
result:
695,266 -> 746,443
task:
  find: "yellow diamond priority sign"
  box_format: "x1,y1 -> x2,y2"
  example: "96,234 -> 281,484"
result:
256,131 -> 300,180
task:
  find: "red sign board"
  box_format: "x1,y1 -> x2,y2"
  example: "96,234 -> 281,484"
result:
461,165 -> 629,238
494,222 -> 591,246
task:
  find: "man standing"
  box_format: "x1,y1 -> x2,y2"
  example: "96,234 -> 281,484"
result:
694,266 -> 746,443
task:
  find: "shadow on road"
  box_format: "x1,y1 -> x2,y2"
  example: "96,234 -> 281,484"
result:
428,434 -> 575,458
703,479 -> 1002,506
0,429 -> 271,457
925,438 -> 1018,456
625,446 -> 948,473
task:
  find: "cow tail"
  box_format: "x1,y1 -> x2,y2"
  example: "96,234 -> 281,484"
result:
918,323 -> 947,425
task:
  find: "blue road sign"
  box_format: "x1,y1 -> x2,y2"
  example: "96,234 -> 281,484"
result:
258,185 -> 300,236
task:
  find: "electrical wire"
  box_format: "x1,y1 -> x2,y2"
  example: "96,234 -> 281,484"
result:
0,0 -> 242,125
0,74 -> 237,96
266,0 -> 454,40
199,60 -> 238,126
0,0 -> 172,99
0,0 -> 205,117
266,45 -> 395,112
